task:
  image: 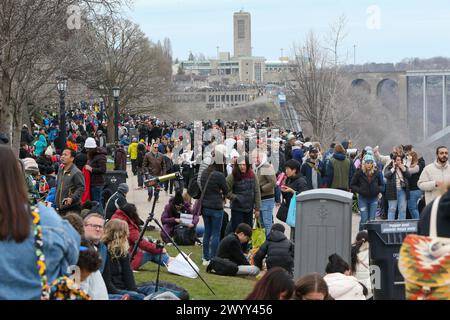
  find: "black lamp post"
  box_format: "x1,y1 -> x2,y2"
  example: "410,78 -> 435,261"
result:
99,97 -> 104,123
57,76 -> 68,148
112,86 -> 120,142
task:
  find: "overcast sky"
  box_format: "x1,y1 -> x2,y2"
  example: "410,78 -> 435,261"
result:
124,0 -> 450,64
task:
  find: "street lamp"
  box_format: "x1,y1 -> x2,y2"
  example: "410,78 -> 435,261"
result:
99,97 -> 104,122
56,76 -> 68,149
112,86 -> 120,142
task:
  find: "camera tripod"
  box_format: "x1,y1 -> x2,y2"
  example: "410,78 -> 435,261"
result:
130,182 -> 216,296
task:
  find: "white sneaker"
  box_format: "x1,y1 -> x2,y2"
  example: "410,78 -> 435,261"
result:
202,259 -> 210,267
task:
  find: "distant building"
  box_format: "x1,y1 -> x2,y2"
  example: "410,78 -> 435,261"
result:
233,10 -> 252,58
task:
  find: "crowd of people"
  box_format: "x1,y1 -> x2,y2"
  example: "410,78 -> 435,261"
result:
0,105 -> 449,300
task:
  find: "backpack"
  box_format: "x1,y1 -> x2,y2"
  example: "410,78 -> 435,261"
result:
206,257 -> 238,276
187,172 -> 201,199
173,225 -> 196,246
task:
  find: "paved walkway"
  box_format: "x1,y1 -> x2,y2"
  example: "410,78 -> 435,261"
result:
124,163 -> 361,242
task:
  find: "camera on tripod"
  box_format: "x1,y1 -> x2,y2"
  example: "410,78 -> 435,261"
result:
143,172 -> 183,188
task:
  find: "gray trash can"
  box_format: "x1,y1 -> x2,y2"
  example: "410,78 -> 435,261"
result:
294,189 -> 353,279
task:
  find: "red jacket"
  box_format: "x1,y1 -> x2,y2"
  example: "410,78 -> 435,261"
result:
111,209 -> 163,270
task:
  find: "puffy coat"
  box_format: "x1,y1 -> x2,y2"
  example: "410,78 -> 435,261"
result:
111,209 -> 163,270
350,168 -> 384,199
353,242 -> 372,299
114,147 -> 127,171
253,230 -> 294,273
128,142 -> 138,160
226,171 -> 261,212
384,162 -> 411,201
88,147 -> 107,186
324,273 -> 366,300
200,169 -> 228,210
34,135 -> 47,156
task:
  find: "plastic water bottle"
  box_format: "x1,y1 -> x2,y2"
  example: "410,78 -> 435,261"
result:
276,172 -> 286,186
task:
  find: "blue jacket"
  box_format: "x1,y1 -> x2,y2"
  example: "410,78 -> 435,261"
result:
45,187 -> 57,208
0,203 -> 80,300
301,159 -> 326,189
34,135 -> 47,156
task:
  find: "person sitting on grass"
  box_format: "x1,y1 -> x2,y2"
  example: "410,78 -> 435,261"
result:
245,267 -> 294,300
111,203 -> 172,271
78,239 -> 108,300
216,223 -> 260,276
253,223 -> 294,275
101,220 -> 169,300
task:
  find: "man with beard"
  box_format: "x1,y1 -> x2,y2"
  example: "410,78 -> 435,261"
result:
301,147 -> 326,190
418,146 -> 450,204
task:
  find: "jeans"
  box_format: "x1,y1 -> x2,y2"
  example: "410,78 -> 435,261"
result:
358,195 -> 378,230
196,224 -> 205,238
109,290 -> 145,300
137,170 -> 144,188
141,251 -> 170,268
202,208 -> 224,261
407,189 -> 423,220
237,265 -> 260,276
90,186 -> 104,215
388,188 -> 407,220
260,198 -> 275,237
147,177 -> 162,199
164,180 -> 174,194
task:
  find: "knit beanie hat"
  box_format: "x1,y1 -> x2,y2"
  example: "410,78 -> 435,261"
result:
118,183 -> 129,194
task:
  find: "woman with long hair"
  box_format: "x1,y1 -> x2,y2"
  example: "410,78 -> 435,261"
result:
0,145 -> 80,300
351,231 -> 372,299
384,153 -> 411,220
350,153 -> 384,230
245,267 -> 294,300
111,203 -> 171,271
200,157 -> 228,266
294,273 -> 331,300
226,156 -> 261,233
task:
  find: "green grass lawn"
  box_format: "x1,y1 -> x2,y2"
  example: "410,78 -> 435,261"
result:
133,231 -> 257,300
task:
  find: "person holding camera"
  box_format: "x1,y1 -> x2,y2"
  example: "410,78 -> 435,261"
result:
384,153 -> 411,220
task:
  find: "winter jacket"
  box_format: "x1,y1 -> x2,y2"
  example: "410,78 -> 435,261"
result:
74,152 -> 88,171
161,198 -> 197,243
143,151 -> 166,177
350,168 -> 384,199
281,173 -> 309,206
101,252 -> 137,294
217,233 -> 249,266
253,230 -> 294,273
255,161 -> 276,199
301,159 -> 326,189
326,152 -> 354,190
418,189 -> 450,237
418,160 -> 450,204
114,147 -> 127,171
137,143 -> 146,168
105,190 -> 127,220
200,169 -> 228,210
226,171 -> 261,212
128,142 -> 138,160
55,164 -> 85,211
34,135 -> 47,156
88,148 -> 107,186
324,273 -> 366,300
353,242 -> 372,299
111,209 -> 163,271
384,162 -> 411,201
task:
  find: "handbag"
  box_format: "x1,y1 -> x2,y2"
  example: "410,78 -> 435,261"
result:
251,220 -> 266,249
286,192 -> 297,227
167,252 -> 199,279
191,172 -> 213,217
173,224 -> 196,246
31,206 -> 91,300
398,196 -> 450,300
276,203 -> 289,222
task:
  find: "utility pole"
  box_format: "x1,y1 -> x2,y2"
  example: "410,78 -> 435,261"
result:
353,44 -> 356,65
